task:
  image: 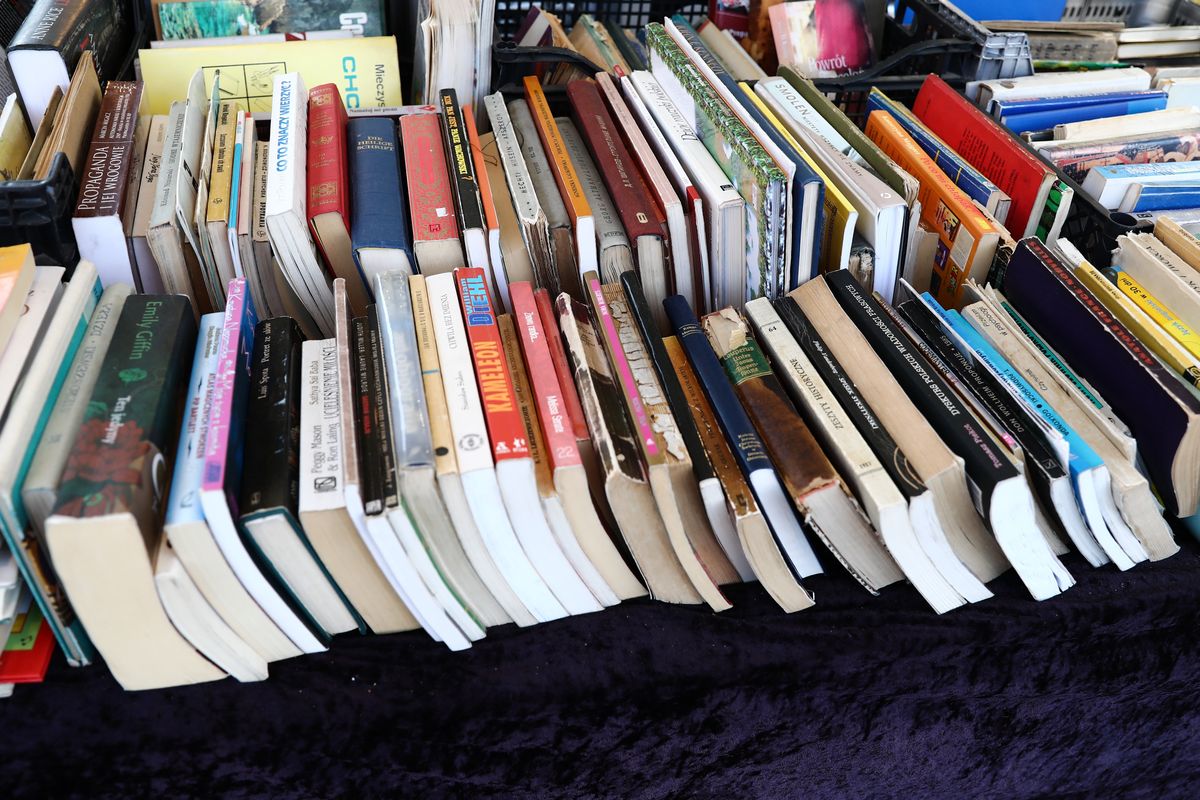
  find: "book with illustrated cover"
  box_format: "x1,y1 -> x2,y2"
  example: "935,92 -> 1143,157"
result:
1034,129 -> 1200,184
156,0 -> 386,40
769,0 -> 875,78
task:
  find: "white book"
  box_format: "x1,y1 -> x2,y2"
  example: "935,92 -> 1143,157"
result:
164,313 -> 302,663
1116,232 -> 1200,329
265,72 -> 335,335
971,66 -> 1152,111
1083,161 -> 1200,209
426,272 -> 568,622
147,100 -> 200,301
0,267 -> 64,420
198,279 -> 326,654
192,72 -> 224,306
557,119 -> 633,284
756,77 -> 855,155
621,73 -> 711,313
745,298 -> 966,613
154,537 -> 268,683
1044,106 -> 1200,145
630,70 -> 744,312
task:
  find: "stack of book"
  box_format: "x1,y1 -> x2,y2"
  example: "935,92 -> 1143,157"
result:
4,4 -> 1200,695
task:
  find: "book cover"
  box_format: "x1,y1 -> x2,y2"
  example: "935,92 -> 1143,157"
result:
157,0 -> 386,39
205,100 -> 238,226
201,278 -> 256,511
1038,130 -> 1200,184
240,317 -> 304,516
769,0 -> 874,78
139,36 -> 403,115
400,112 -> 462,252
439,88 -> 485,237
347,116 -> 412,273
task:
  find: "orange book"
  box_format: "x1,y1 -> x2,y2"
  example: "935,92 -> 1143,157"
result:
462,104 -> 510,313
864,109 -> 1001,307
522,75 -> 596,286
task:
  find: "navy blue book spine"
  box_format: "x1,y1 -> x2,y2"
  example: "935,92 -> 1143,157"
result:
347,117 -> 413,264
670,14 -> 824,290
664,295 -> 776,479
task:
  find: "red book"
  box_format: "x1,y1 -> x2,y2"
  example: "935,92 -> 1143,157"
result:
456,267 -> 528,463
0,594 -> 55,685
401,113 -> 465,276
306,83 -> 369,314
535,287 -> 590,444
911,74 -> 1056,239
707,0 -> 749,39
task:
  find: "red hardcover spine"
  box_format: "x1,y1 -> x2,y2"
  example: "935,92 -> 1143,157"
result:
73,81 -> 143,218
305,83 -> 349,224
707,1 -> 749,39
535,287 -> 591,443
457,267 -> 528,463
401,113 -> 460,245
566,79 -> 662,243
911,75 -> 1051,239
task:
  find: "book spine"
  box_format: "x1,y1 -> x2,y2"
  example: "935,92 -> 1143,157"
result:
202,278 -> 258,504
510,283 -> 582,471
252,141 -> 271,244
463,106 -> 500,235
773,296 -> 926,499
586,275 -> 660,461
455,268 -> 526,463
298,339 -> 344,513
400,113 -> 460,245
165,314 -> 223,527
306,84 -> 349,223
663,295 -> 775,478
516,83 -> 586,233
367,305 -> 399,508
1113,267 -> 1200,361
265,73 -> 308,219
824,272 -> 1019,496
13,0 -> 112,49
566,80 -> 660,242
482,94 -> 542,225
408,275 -> 457,476
74,81 -> 143,218
348,117 -> 410,255
427,273 -> 493,474
620,272 -> 714,482
54,295 -> 197,525
239,316 -> 302,516
351,315 -> 382,514
707,0 -> 749,38
440,89 -> 485,233
536,287 -> 591,443
204,101 -> 237,224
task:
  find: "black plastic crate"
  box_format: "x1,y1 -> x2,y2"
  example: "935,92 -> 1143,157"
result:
494,1 -> 708,39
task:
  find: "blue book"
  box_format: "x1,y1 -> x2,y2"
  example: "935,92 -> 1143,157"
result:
1082,160 -> 1200,209
663,294 -> 822,578
348,117 -> 413,292
866,88 -> 1009,223
1124,184 -> 1200,212
671,15 -> 824,291
997,91 -> 1168,135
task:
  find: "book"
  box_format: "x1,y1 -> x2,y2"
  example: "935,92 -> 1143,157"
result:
0,93 -> 31,182
239,316 -> 360,638
23,285 -> 132,539
349,117 -> 414,289
400,111 -> 464,276
0,590 -> 54,687
1109,264 -> 1200,367
1115,232 -> 1200,330
1050,107 -> 1200,144
156,0 -> 386,39
30,50 -> 102,181
139,36 -> 404,115
0,264 -> 93,667
912,74 -> 1060,240
439,89 -> 490,279
1121,183 -> 1200,213
705,302 -> 905,593
375,272 -> 510,628
525,76 -> 594,296
587,276 -> 734,611
696,17 -> 767,80
296,333 -> 419,634
509,282 -> 647,601
426,271 -> 567,623
265,73 -> 336,335
191,75 -> 225,308
555,292 -> 701,605
864,110 -> 1002,307
628,70 -> 745,312
663,295 -> 825,585
130,114 -> 169,294
462,106 -> 511,312
618,273 -> 742,587
164,312 -> 301,664
71,81 -> 145,289
8,0 -> 133,127
783,282 -> 1009,597
458,269 -> 602,616
231,112 -> 254,295
203,100 -> 240,300
307,83 -> 368,316
409,274 -> 534,627
1004,237 -> 1200,517
0,245 -> 37,365
971,66 -> 1152,112
44,293 -> 227,690
994,91 -> 1169,135
508,98 -> 576,299
557,117 -> 632,285
748,297 -> 968,613
1036,129 -> 1200,184
824,271 -> 1075,599
769,0 -> 874,78
350,311 -> 474,650
198,278 -> 327,653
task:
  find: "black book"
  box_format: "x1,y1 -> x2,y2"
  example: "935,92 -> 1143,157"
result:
239,316 -> 360,638
351,315 -> 386,516
773,295 -> 926,502
1003,237 -> 1200,518
822,270 -> 1074,600
438,88 -> 485,235
365,305 -> 400,515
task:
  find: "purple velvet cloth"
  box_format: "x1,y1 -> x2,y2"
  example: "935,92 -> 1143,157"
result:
8,542 -> 1200,799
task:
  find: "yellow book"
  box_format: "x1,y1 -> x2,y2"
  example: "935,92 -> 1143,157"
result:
739,82 -> 857,275
139,37 -> 403,114
0,93 -> 31,181
205,101 -> 237,225
1074,260 -> 1200,388
1154,217 -> 1200,274
1112,267 -> 1200,364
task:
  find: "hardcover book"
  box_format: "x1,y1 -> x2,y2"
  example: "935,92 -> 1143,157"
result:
400,111 -> 464,276
156,0 -> 386,39
349,117 -> 414,286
